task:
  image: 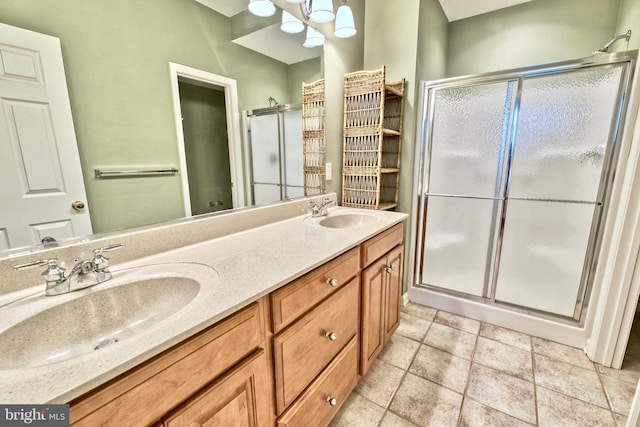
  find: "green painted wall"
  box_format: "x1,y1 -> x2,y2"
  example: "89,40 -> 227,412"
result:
616,0 -> 640,51
357,0 -> 447,294
446,0 -> 621,77
290,57 -> 323,105
0,0 -> 317,233
416,0 -> 449,82
322,0 -> 366,197
363,0 -> 421,237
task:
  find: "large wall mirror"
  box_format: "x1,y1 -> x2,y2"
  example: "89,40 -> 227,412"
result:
0,0 -> 324,256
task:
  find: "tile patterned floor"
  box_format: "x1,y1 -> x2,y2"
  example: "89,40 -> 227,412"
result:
330,303 -> 640,427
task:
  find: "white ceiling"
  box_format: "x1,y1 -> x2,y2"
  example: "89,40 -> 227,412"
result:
194,0 -> 536,64
233,23 -> 322,65
194,0 -> 246,17
439,0 -> 534,21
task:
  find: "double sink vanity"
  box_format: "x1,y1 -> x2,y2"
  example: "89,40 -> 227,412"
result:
0,194 -> 407,426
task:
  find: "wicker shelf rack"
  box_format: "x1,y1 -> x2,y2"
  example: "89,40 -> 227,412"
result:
341,66 -> 405,210
302,79 -> 325,196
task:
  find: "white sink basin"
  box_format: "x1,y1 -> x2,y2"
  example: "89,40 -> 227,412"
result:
304,208 -> 385,229
0,263 -> 214,369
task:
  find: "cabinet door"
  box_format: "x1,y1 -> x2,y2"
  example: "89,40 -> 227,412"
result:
71,302 -> 265,426
360,256 -> 387,375
163,350 -> 271,427
384,245 -> 403,343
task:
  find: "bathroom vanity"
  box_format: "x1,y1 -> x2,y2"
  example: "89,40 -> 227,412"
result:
0,196 -> 406,427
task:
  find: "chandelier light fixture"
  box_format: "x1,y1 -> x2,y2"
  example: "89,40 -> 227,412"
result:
281,10 -> 305,33
248,0 -> 276,17
302,26 -> 325,48
249,0 -> 356,48
305,0 -> 335,24
334,1 -> 356,38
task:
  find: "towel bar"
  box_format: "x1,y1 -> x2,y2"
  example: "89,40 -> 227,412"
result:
94,168 -> 179,178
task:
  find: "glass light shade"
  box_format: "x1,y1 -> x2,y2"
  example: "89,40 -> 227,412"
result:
281,10 -> 305,33
334,5 -> 356,38
309,0 -> 335,23
303,26 -> 324,48
248,0 -> 276,17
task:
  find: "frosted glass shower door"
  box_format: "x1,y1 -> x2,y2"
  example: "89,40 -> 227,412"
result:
247,108 -> 304,204
494,65 -> 626,317
421,81 -> 515,297
249,113 -> 281,204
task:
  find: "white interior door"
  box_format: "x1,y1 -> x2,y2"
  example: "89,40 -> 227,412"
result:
0,23 -> 91,250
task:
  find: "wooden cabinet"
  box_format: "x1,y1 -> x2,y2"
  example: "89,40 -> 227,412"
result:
360,223 -> 404,375
69,299 -> 272,427
162,350 -> 270,427
68,222 -> 405,427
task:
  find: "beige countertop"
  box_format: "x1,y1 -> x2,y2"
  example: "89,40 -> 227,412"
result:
0,206 -> 406,404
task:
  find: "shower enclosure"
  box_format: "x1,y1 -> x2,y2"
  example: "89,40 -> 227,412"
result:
244,105 -> 304,205
413,52 -> 637,323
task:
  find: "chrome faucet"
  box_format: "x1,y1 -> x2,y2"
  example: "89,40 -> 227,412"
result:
310,198 -> 336,217
14,244 -> 123,296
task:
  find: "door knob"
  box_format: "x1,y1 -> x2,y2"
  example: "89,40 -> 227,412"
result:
71,200 -> 86,211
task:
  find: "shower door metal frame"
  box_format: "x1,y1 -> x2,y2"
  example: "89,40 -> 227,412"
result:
413,51 -> 638,323
245,104 -> 304,204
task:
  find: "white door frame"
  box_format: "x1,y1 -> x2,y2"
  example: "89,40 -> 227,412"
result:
585,57 -> 640,369
168,62 -> 246,215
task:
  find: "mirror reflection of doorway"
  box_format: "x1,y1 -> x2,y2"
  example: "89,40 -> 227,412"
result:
169,62 -> 245,217
178,80 -> 233,215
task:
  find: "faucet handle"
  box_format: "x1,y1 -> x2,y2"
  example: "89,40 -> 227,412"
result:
92,243 -> 123,271
14,259 -> 50,271
93,243 -> 124,254
42,259 -> 66,282
14,258 -> 66,282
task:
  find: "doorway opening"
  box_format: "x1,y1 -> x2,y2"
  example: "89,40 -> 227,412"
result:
169,63 -> 245,217
178,80 -> 232,215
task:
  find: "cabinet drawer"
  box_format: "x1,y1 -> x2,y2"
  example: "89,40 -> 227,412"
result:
273,278 -> 359,414
361,223 -> 403,268
271,247 -> 359,333
70,301 -> 265,426
276,337 -> 358,427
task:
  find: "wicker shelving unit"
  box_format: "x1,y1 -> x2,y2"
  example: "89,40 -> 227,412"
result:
341,67 -> 405,210
302,79 -> 325,196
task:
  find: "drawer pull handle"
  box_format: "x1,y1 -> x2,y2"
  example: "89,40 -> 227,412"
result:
385,265 -> 395,273
326,396 -> 338,406
326,331 -> 337,341
326,278 -> 339,287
